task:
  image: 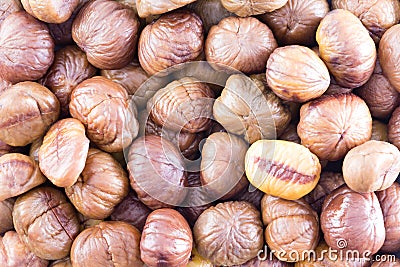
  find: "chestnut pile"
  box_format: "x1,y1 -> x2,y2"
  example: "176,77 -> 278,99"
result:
1,0 -> 400,266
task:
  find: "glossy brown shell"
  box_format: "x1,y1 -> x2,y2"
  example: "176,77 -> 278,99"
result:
0,198 -> 15,234
69,76 -> 139,153
136,0 -> 196,17
0,12 -> 54,84
261,195 -> 319,262
40,45 -> 97,117
72,0 -> 139,69
140,208 -> 193,267
388,107 -> 400,149
266,45 -> 330,102
221,0 -> 288,16
297,93 -> 372,161
260,0 -> 329,46
0,0 -> 22,24
138,10 -> 204,75
12,187 -> 81,260
316,9 -> 376,89
65,148 -> 129,220
127,135 -> 187,209
379,24 -> 400,93
194,201 -> 263,266
21,0 -> 80,23
0,81 -> 60,146
0,153 -> 46,201
71,221 -> 143,267
321,186 -> 385,255
206,16 -> 277,74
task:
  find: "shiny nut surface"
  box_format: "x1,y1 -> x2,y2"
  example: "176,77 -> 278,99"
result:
266,45 -> 330,102
316,9 -> 376,89
194,201 -> 263,266
141,208 -> 193,267
0,198 -> 14,234
379,24 -> 400,93
136,0 -> 196,17
221,0 -> 288,16
371,120 -> 389,142
13,186 -> 81,260
39,118 -> 89,187
21,0 -> 80,23
245,140 -> 321,200
0,0 -> 22,23
389,107 -> 400,149
297,93 -> 372,161
343,140 -> 400,193
71,221 -> 143,267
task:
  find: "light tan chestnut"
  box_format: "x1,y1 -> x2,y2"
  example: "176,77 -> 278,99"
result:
245,140 -> 321,200
39,118 -> 90,187
136,0 -> 196,17
221,0 -> 288,16
266,45 -> 330,102
343,140 -> 400,193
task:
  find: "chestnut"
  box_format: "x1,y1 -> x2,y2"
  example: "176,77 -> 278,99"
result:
136,0 -> 196,18
371,120 -> 389,142
380,24 -> 400,93
0,0 -> 22,24
21,0 -> 80,23
221,0 -> 288,16
0,198 -> 15,234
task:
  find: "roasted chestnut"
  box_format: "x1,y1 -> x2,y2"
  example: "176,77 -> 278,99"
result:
21,0 -> 80,23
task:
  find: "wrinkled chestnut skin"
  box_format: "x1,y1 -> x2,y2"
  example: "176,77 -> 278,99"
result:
127,135 -> 187,209
279,123 -> 301,144
194,201 -> 263,266
0,153 -> 46,201
69,76 -> 139,153
201,132 -> 249,200
261,195 -> 319,262
376,182 -> 400,252
221,0 -> 287,16
0,0 -> 22,24
0,81 -> 60,146
0,198 -> 14,234
0,12 -> 54,84
389,107 -> 400,149
71,221 -> 143,267
110,190 -> 152,231
260,0 -> 329,46
206,17 -> 277,74
236,256 -> 294,267
40,45 -> 97,117
332,0 -> 400,42
343,140 -> 400,193
13,187 -> 81,260
316,10 -> 376,89
148,77 -> 214,133
298,93 -> 372,161
72,0 -> 139,69
21,0 -> 80,23
138,10 -> 203,76
39,118 -> 89,187
371,120 -> 388,142
141,209 -> 193,267
321,186 -> 385,255
355,58 -> 399,120
0,231 -> 49,267
50,257 -> 72,267
65,148 -> 129,219
266,45 -> 330,102
303,172 -> 345,214
136,0 -> 196,17
379,24 -> 400,93
213,74 -> 291,143
372,258 -> 400,266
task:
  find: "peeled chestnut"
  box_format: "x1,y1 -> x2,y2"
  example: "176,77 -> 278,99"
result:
0,0 -> 22,23
221,0 -> 288,16
21,0 -> 80,23
379,24 -> 400,93
136,0 -> 196,17
279,123 -> 301,144
371,120 -> 389,142
0,198 -> 14,234
389,107 -> 400,149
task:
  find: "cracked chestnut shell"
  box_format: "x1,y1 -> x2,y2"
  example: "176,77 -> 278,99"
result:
136,0 -> 196,17
65,148 -> 129,220
297,93 -> 372,161
72,0 -> 139,69
343,140 -> 400,193
69,76 -> 139,153
0,231 -> 49,267
332,0 -> 400,42
0,81 -> 60,146
261,195 -> 319,262
71,221 -> 143,267
138,10 -> 203,76
0,0 -> 22,23
206,17 -> 277,74
127,135 -> 187,209
389,107 -> 400,149
376,182 -> 400,253
148,77 -> 214,133
321,186 -> 385,255
221,0 -> 288,16
21,0 -> 80,23
379,24 -> 400,93
39,118 -> 90,187
266,45 -> 330,102
0,153 -> 46,201
194,201 -> 263,266
260,0 -> 329,46
0,12 -> 54,84
213,74 -> 291,143
141,208 -> 192,267
13,186 -> 81,260
371,120 -> 388,142
40,45 -> 97,118
316,9 -> 376,89
0,198 -> 14,234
